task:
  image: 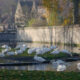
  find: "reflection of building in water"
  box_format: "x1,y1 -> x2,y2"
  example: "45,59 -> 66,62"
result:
35,64 -> 46,71
28,65 -> 35,71
14,66 -> 27,70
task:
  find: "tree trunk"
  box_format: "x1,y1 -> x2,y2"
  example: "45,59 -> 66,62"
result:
73,0 -> 79,24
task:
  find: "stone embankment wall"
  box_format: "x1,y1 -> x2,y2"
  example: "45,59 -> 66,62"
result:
17,25 -> 80,44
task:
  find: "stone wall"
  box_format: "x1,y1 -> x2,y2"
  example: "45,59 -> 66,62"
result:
17,25 -> 80,44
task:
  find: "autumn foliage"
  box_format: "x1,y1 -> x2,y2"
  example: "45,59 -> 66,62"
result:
42,0 -> 74,26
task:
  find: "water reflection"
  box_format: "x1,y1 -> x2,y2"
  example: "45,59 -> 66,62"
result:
0,63 -> 54,71
0,59 -> 23,63
0,61 -> 80,71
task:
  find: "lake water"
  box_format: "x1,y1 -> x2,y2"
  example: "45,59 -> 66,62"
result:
0,61 -> 80,72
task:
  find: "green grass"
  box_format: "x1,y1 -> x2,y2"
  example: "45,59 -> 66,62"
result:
39,52 -> 71,60
0,70 -> 80,80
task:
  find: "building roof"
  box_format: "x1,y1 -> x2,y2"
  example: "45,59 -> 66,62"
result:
19,0 -> 41,15
20,1 -> 33,14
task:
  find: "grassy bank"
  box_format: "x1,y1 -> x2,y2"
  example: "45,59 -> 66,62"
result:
0,70 -> 80,80
0,48 -> 78,60
10,49 -> 71,60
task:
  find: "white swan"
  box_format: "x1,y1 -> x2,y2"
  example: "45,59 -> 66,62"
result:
22,44 -> 27,49
2,49 -> 9,53
51,50 -> 60,54
16,44 -> 27,49
36,47 -> 50,55
60,49 -> 72,56
56,60 -> 65,64
77,63 -> 80,70
15,44 -> 27,55
36,48 -> 46,55
15,50 -> 23,54
2,45 -> 9,49
7,52 -> 15,56
51,60 -> 66,69
15,44 -> 22,49
51,60 -> 65,65
57,64 -> 66,71
36,48 -> 43,55
28,48 -> 37,54
50,46 -> 57,50
34,55 -> 46,62
43,47 -> 51,52
20,47 -> 27,52
22,44 -> 27,47
0,53 -> 5,57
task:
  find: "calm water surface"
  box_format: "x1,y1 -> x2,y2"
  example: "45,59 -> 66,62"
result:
0,61 -> 80,71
